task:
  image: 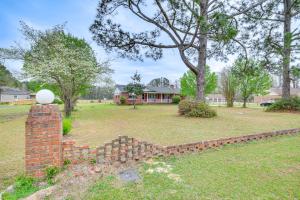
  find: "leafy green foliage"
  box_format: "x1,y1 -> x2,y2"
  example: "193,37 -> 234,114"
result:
90,0 -> 243,100
53,98 -> 63,105
238,0 -> 300,98
63,159 -> 71,167
232,58 -> 272,108
172,96 -> 181,104
120,96 -> 126,105
180,66 -> 217,98
187,102 -> 217,118
178,100 -> 216,118
266,97 -> 300,112
178,99 -> 198,115
2,175 -> 38,200
25,80 -> 60,96
211,13 -> 238,42
125,72 -> 144,109
2,22 -> 111,117
0,64 -> 20,87
63,118 -> 72,135
45,166 -> 60,185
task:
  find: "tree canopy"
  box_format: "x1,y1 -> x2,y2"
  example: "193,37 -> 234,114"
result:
126,71 -> 145,109
236,0 -> 300,98
1,22 -> 111,116
180,65 -> 217,98
0,64 -> 21,87
148,77 -> 170,87
232,59 -> 272,107
220,68 -> 238,107
90,0 -> 258,101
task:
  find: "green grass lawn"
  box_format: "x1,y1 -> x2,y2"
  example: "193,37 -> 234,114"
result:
85,135 -> 300,200
71,103 -> 300,146
0,103 -> 300,191
0,105 -> 31,190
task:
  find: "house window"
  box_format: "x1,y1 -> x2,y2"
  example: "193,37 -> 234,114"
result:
14,95 -> 18,100
148,94 -> 155,99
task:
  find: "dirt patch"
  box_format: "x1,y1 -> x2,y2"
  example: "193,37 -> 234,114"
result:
279,164 -> 300,175
46,161 -> 141,200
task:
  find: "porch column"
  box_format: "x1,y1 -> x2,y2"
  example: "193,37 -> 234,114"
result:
161,93 -> 163,103
146,93 -> 148,103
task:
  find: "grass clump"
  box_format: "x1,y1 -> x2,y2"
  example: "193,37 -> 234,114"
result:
63,118 -> 72,135
178,100 -> 216,118
2,175 -> 39,200
266,97 -> 300,112
45,166 -> 60,185
172,95 -> 181,104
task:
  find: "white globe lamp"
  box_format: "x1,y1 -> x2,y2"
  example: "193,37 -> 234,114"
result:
36,89 -> 55,104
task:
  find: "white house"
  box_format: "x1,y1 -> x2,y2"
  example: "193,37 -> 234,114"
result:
0,86 -> 32,103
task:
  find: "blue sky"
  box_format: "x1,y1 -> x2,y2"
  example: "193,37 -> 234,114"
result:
0,0 -> 229,84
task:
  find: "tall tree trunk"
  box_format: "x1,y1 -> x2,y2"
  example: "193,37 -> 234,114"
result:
282,0 -> 292,99
196,0 -> 208,102
64,97 -> 72,117
243,97 -> 247,108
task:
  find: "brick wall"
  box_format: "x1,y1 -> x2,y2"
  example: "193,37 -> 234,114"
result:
62,128 -> 300,166
25,105 -> 62,177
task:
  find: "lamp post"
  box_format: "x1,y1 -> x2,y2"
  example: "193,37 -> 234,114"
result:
36,89 -> 55,104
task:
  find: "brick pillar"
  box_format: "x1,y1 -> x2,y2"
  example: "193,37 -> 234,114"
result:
25,104 -> 62,178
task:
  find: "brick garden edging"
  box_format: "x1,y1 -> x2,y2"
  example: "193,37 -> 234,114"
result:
24,104 -> 300,177
62,128 -> 300,167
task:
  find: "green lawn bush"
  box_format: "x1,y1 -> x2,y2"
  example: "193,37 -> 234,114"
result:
120,96 -> 126,105
266,97 -> 300,112
172,95 -> 181,104
178,100 -> 216,118
63,118 -> 72,135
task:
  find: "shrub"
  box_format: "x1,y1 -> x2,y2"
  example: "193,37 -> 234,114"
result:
63,118 -> 72,135
2,175 -> 38,199
172,96 -> 181,104
187,102 -> 217,118
178,99 -> 198,115
120,96 -> 126,105
178,100 -> 217,118
45,166 -> 60,184
53,98 -> 63,104
266,97 -> 300,112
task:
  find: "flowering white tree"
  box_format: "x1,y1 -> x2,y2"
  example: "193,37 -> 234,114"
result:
1,22 -> 111,116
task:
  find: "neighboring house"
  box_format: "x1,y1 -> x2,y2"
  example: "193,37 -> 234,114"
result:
206,93 -> 226,103
114,85 -> 180,104
0,86 -> 33,103
253,87 -> 300,104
